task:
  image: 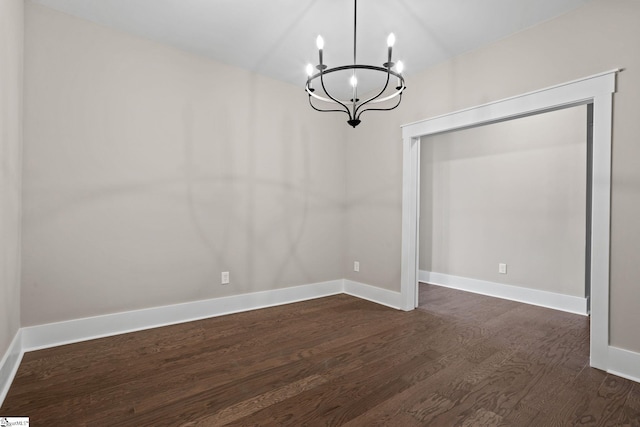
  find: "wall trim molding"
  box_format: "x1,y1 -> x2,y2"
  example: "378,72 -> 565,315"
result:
0,330 -> 23,406
20,280 -> 344,352
401,70 -> 618,371
608,346 -> 640,384
343,279 -> 403,309
1,278 -> 638,407
420,270 -> 588,316
0,278 -> 404,406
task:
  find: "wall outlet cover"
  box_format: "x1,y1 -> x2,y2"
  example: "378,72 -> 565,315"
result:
498,263 -> 507,274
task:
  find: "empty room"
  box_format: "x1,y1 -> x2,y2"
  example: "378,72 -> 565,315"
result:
1,0 -> 639,425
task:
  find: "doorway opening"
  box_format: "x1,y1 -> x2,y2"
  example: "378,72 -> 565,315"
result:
399,70 -> 617,370
418,104 -> 590,315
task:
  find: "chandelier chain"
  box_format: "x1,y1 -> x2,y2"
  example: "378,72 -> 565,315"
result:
353,0 -> 357,66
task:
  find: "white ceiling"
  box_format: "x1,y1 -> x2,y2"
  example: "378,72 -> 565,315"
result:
32,0 -> 592,91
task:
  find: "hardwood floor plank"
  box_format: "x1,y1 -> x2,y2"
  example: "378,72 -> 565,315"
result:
87,304 -> 439,424
342,354 -> 476,425
227,328 -> 452,426
194,374 -> 327,426
2,284 -> 637,426
620,384 -> 640,426
459,407 -> 506,427
532,363 -> 608,425
587,375 -> 635,426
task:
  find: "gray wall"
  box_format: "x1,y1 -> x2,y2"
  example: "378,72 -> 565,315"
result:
21,3 -> 346,326
0,0 -> 23,357
420,106 -> 587,297
346,0 -> 640,353
15,0 -> 640,357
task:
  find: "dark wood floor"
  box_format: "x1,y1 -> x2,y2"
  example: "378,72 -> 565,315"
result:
2,284 -> 639,426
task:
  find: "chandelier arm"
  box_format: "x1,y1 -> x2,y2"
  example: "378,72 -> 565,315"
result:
353,69 -> 392,117
307,88 -> 350,105
307,95 -> 352,117
355,93 -> 403,121
310,64 -> 402,78
306,65 -> 403,104
318,69 -> 355,121
366,83 -> 406,104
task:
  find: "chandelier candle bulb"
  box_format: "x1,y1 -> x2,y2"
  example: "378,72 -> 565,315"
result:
306,63 -> 314,90
316,35 -> 324,66
350,74 -> 358,104
396,60 -> 404,89
387,33 -> 395,64
387,33 -> 396,47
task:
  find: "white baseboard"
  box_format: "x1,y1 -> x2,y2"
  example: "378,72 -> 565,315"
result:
21,280 -> 344,352
0,330 -> 24,406
420,270 -> 588,316
421,271 -> 640,383
4,277 -> 635,408
0,280 -> 344,407
1,277 -> 405,406
343,279 -> 402,309
608,346 -> 640,383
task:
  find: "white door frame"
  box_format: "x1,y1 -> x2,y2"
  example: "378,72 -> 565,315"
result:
400,70 -> 618,370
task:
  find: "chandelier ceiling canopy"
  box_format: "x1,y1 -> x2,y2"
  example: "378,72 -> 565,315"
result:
305,0 -> 406,128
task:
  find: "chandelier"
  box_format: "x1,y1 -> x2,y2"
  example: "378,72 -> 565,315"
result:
305,0 -> 406,128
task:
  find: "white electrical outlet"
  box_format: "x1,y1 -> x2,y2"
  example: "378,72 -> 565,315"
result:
498,263 -> 507,274
221,271 -> 230,284
354,261 -> 360,272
